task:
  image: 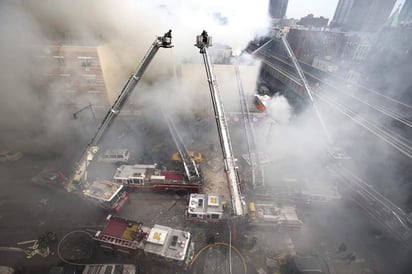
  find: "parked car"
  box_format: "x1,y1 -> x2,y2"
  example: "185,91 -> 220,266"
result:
0,150 -> 22,162
172,151 -> 202,163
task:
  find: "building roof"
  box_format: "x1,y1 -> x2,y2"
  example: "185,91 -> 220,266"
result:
252,202 -> 302,224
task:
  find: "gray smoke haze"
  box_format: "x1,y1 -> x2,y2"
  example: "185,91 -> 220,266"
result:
1,0 -> 407,213
0,0 -> 269,153
1,0 -> 410,271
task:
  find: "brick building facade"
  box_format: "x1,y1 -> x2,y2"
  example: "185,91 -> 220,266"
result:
31,45 -> 109,112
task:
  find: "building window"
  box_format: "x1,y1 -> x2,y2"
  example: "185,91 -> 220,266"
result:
84,74 -> 97,85
53,56 -> 65,65
78,56 -> 92,70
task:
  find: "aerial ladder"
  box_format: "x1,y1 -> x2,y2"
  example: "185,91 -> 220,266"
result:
233,60 -> 265,189
69,30 -> 173,188
163,114 -> 201,183
274,29 -> 412,244
276,30 -> 332,145
195,31 -> 246,217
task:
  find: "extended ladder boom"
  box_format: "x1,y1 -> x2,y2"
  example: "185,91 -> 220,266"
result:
91,30 -> 173,146
164,114 -> 201,182
195,31 -> 245,216
70,30 -> 173,186
278,31 -> 332,144
234,61 -> 264,189
275,31 -> 412,244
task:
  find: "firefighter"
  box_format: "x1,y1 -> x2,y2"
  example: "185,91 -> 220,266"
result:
201,30 -> 208,44
162,30 -> 172,47
164,29 -> 172,38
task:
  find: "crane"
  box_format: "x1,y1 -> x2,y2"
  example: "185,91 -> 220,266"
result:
68,30 -> 173,189
195,30 -> 246,217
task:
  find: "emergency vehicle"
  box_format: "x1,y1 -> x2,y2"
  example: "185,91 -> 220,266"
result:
185,193 -> 226,224
93,215 -> 194,270
83,180 -> 128,213
113,164 -> 201,194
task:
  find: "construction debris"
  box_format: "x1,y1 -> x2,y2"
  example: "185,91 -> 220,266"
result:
18,232 -> 56,259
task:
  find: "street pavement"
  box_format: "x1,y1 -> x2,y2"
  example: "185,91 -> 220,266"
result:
1,117 -> 411,274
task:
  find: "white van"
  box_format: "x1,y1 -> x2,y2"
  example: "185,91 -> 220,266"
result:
98,149 -> 130,164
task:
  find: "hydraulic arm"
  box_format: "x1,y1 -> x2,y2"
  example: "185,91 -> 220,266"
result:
164,114 -> 201,183
195,31 -> 245,216
70,30 -> 173,186
278,31 -> 332,144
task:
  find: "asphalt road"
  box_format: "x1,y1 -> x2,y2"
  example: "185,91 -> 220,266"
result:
0,151 -> 105,272
1,116 -> 411,274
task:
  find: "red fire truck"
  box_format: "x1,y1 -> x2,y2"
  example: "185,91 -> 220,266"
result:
93,215 -> 195,270
113,164 -> 201,194
83,180 -> 128,213
185,193 -> 226,225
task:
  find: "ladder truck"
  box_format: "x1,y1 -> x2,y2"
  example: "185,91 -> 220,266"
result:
164,114 -> 202,184
68,30 -> 173,190
195,31 -> 246,218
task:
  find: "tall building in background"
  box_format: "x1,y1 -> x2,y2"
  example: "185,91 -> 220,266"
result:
268,0 -> 288,19
331,0 -> 396,32
400,0 -> 412,24
331,0 -> 354,27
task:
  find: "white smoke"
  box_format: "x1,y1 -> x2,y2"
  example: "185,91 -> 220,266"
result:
0,0 -> 270,151
141,0 -> 270,50
266,94 -> 293,124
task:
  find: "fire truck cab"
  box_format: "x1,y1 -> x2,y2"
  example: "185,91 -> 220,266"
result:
185,193 -> 225,224
83,180 -> 128,213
